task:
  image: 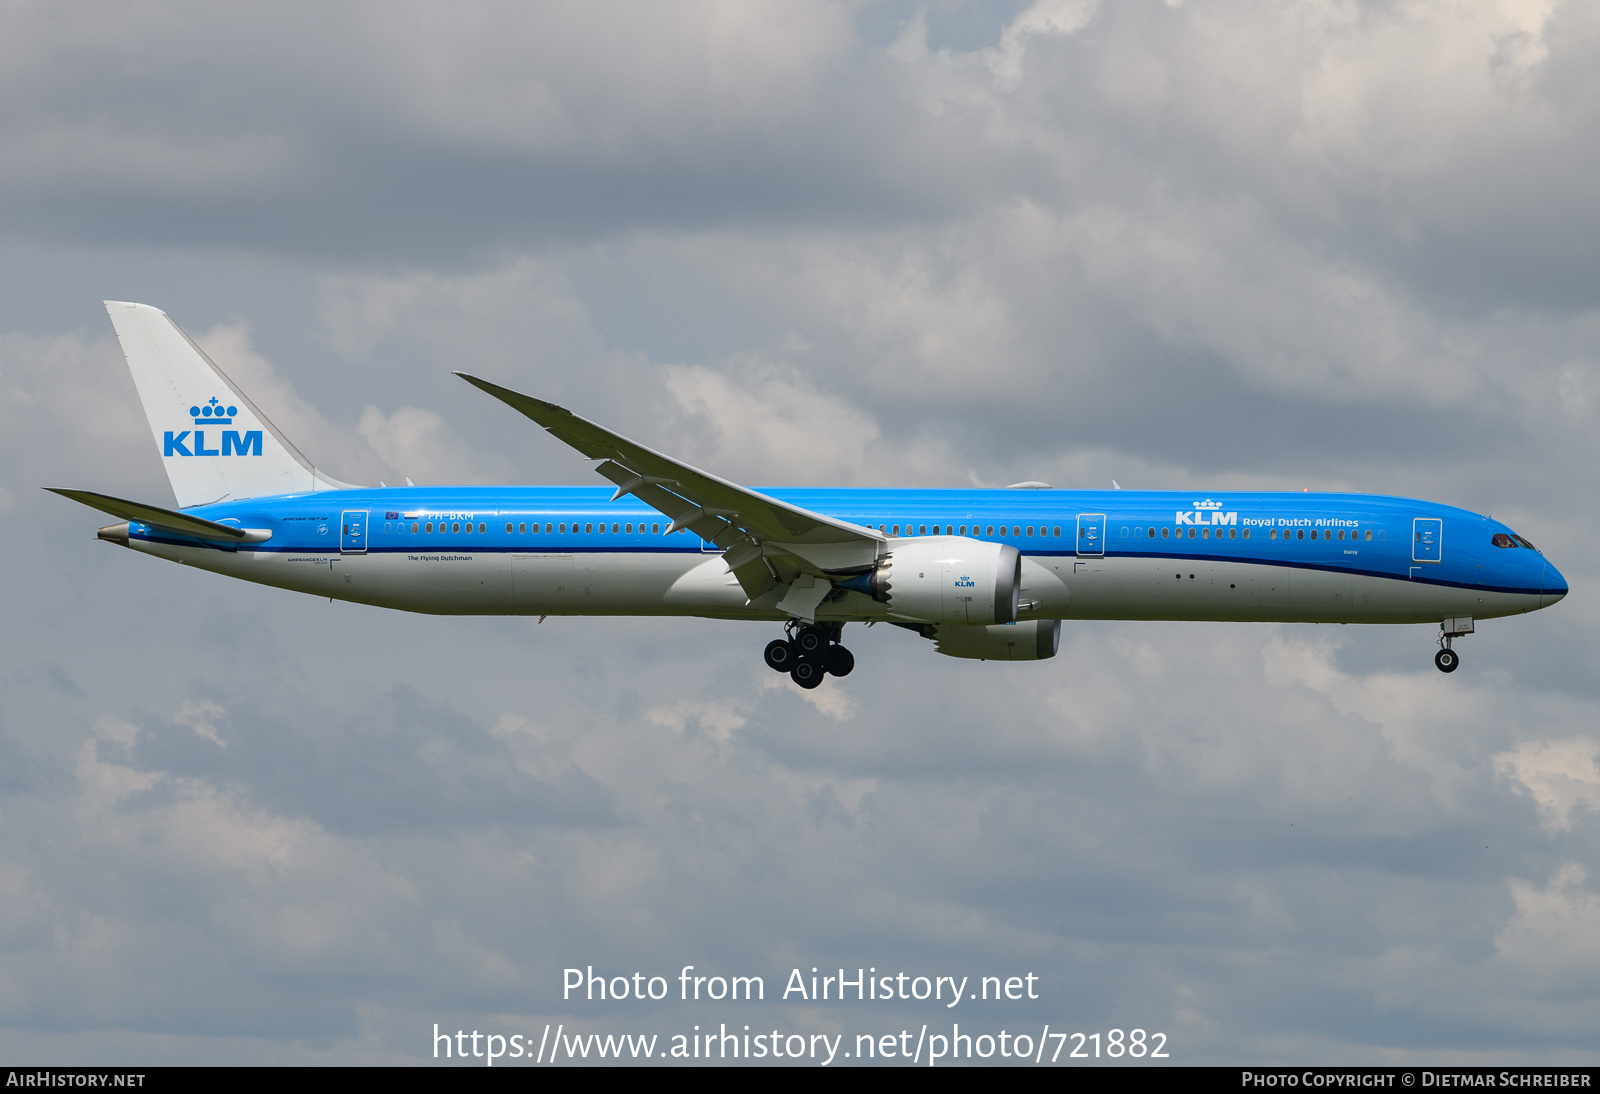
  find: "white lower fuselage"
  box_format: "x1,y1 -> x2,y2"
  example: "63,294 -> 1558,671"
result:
133,539 -> 1542,626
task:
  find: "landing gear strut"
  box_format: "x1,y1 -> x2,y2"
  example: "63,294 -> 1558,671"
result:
763,621 -> 854,688
1435,616 -> 1473,673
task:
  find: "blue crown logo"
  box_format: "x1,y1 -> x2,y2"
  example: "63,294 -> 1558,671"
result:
190,396 -> 237,425
1194,498 -> 1224,510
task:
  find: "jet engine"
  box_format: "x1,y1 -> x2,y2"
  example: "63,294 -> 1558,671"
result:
932,619 -> 1061,661
840,536 -> 1020,625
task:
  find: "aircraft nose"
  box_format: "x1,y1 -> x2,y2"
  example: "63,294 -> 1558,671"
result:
1542,561 -> 1569,608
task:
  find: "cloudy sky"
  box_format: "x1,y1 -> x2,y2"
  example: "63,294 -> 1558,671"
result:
1,0 -> 1597,1065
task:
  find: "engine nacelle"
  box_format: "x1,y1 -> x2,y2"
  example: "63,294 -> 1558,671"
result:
932,619 -> 1061,661
842,536 -> 1020,625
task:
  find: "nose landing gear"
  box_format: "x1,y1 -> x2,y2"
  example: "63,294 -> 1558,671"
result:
1435,616 -> 1473,673
763,621 -> 854,688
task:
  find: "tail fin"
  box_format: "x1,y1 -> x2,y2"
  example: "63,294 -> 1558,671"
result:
104,301 -> 355,507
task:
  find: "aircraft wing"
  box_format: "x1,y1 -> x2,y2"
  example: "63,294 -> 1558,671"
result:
47,488 -> 268,544
455,374 -> 885,582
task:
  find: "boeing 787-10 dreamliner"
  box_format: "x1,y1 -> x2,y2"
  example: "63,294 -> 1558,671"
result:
51,302 -> 1567,687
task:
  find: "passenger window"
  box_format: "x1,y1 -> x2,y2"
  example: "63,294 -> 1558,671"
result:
1269,529 -> 1277,539
1161,527 -> 1169,539
1363,529 -> 1371,541
651,523 -> 660,534
1309,530 -> 1317,540
411,522 -> 419,533
1012,526 -> 1020,536
1242,529 -> 1249,539
1054,527 -> 1061,537
986,526 -> 994,536
1148,527 -> 1155,538
1026,526 -> 1034,537
479,523 -> 486,534
583,523 -> 591,534
612,523 -> 619,534
1229,528 -> 1237,539
892,525 -> 900,535
919,525 -> 927,535
1296,529 -> 1303,540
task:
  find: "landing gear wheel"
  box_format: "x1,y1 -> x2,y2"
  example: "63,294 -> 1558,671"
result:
764,639 -> 796,672
825,645 -> 855,677
791,659 -> 823,689
795,627 -> 826,655
1435,648 -> 1459,673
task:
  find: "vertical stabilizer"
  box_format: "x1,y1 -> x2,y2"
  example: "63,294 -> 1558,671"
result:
104,301 -> 354,508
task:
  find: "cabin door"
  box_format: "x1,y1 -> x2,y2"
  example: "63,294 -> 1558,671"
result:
339,510 -> 368,554
1076,513 -> 1106,557
1412,518 -> 1442,563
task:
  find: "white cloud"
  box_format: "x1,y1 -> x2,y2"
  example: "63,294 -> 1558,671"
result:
175,701 -> 227,748
1496,863 -> 1600,990
1495,737 -> 1600,831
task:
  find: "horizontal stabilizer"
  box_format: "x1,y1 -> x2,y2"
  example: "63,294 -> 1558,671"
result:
46,488 -> 268,543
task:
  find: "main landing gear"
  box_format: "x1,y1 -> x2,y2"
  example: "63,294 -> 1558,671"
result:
1435,616 -> 1474,674
764,621 -> 854,689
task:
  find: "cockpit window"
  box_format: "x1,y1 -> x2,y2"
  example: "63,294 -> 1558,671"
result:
1492,533 -> 1516,548
1512,534 -> 1541,552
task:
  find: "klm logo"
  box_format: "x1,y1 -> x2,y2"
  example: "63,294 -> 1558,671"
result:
163,396 -> 261,457
1175,498 -> 1237,526
954,574 -> 976,587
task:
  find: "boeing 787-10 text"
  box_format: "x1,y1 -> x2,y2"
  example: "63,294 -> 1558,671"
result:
51,302 -> 1568,687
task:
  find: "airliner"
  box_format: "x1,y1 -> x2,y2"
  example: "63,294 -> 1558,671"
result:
52,302 -> 1567,687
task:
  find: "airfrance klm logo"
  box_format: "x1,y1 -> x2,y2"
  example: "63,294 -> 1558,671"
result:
1176,498 -> 1237,526
164,396 -> 262,457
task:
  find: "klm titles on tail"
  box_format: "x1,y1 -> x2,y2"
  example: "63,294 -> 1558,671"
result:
162,396 -> 262,457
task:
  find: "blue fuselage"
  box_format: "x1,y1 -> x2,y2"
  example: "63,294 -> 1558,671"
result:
119,487 -> 1565,626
